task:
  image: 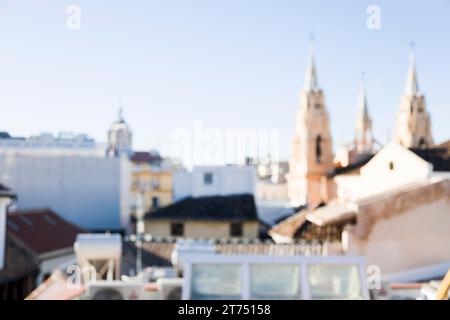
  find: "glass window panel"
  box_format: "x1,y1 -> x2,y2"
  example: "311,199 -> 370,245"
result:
250,264 -> 301,300
191,264 -> 241,300
308,264 -> 363,300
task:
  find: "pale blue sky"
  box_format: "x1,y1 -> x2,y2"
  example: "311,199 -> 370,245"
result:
0,1 -> 449,161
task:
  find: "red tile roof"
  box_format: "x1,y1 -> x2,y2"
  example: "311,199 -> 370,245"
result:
7,208 -> 86,256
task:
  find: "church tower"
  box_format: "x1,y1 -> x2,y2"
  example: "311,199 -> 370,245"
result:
394,47 -> 433,149
287,42 -> 334,207
107,108 -> 133,157
355,78 -> 373,154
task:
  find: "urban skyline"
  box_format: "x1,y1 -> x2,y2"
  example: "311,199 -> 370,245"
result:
0,1 -> 449,163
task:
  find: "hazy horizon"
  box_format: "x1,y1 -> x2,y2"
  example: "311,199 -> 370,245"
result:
1,1 -> 449,164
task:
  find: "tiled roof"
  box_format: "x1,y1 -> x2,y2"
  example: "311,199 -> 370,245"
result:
130,151 -> 162,164
268,210 -> 308,239
137,239 -> 332,268
0,236 -> 39,285
410,141 -> 450,172
7,208 -> 86,256
145,194 -> 258,222
122,241 -> 174,272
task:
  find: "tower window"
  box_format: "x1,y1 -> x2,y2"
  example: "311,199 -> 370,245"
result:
389,161 -> 395,171
314,103 -> 321,110
315,135 -> 322,164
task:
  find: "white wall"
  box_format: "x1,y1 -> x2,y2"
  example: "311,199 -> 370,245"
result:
173,170 -> 192,200
0,155 -> 130,231
335,143 -> 433,201
173,166 -> 256,200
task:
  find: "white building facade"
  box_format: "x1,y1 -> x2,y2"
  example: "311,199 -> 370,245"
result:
0,132 -> 106,157
173,165 -> 256,201
0,155 -> 131,231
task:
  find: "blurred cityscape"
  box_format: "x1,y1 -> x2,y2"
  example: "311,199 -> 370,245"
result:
0,2 -> 449,301
1,42 -> 449,300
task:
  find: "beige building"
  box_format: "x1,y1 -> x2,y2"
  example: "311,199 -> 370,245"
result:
287,44 -> 335,208
271,141 -> 450,274
309,178 -> 450,274
144,194 -> 259,239
130,152 -> 173,216
394,49 -> 433,149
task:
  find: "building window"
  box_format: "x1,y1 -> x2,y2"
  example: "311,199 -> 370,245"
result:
171,223 -> 184,237
150,178 -> 160,190
230,222 -> 243,237
389,161 -> 395,171
315,135 -> 322,164
152,197 -> 160,209
204,172 -> 213,185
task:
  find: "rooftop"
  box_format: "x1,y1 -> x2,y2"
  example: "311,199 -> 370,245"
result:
333,153 -> 375,176
130,151 -> 163,165
0,236 -> 39,285
7,208 -> 86,256
410,140 -> 450,172
145,194 -> 258,222
137,239 -> 333,268
305,178 -> 450,230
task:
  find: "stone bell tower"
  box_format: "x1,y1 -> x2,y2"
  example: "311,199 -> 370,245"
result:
287,42 -> 334,207
394,46 -> 433,149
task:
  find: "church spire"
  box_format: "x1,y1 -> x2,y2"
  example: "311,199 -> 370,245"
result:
405,43 -> 419,95
304,35 -> 319,91
118,107 -> 124,123
288,36 -> 334,207
355,74 -> 373,153
394,44 -> 433,149
357,74 -> 370,121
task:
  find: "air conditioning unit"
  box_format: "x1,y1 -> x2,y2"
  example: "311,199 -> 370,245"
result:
143,267 -> 177,282
171,239 -> 216,267
86,281 -> 144,300
157,278 -> 183,300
